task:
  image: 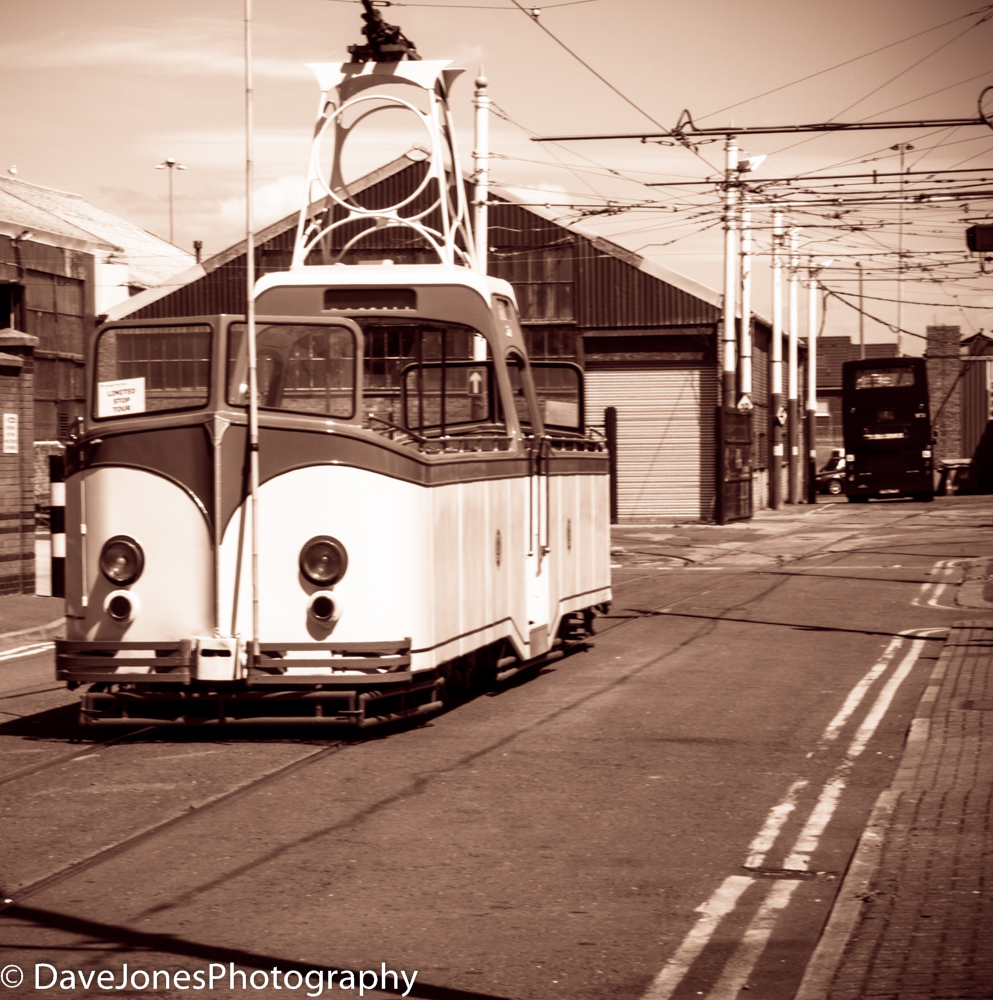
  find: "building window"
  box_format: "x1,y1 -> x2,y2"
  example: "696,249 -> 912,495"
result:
524,326 -> 577,361
490,246 -> 574,323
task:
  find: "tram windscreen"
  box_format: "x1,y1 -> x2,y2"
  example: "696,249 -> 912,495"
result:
93,325 -> 211,418
228,323 -> 356,418
402,364 -> 493,430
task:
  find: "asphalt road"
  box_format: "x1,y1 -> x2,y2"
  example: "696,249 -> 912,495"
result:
0,496 -> 990,1000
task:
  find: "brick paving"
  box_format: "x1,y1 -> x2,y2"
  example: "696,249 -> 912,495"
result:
807,622 -> 993,1000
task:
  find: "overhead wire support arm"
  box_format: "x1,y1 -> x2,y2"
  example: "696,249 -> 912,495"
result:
531,116 -> 988,143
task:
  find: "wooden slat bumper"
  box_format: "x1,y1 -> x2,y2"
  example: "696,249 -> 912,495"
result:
56,639 -> 193,683
248,638 -> 412,685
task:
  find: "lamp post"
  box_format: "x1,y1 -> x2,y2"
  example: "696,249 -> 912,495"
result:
154,157 -> 187,245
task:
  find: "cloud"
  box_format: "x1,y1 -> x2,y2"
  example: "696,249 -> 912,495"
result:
218,174 -> 307,231
0,19 -> 308,80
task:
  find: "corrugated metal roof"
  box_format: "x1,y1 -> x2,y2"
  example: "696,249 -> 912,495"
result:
0,176 -> 194,288
0,185 -> 114,253
112,153 -> 760,331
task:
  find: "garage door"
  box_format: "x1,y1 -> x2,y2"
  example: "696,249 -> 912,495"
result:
586,368 -> 718,521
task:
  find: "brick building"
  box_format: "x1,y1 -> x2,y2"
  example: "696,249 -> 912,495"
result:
0,330 -> 36,594
0,176 -> 193,592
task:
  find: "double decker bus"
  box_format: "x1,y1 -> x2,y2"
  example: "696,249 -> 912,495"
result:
842,357 -> 934,502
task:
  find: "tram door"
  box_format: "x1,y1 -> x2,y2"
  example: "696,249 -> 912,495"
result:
508,353 -> 551,656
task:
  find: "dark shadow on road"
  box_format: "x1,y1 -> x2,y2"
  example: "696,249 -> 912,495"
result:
1,904 -> 521,1000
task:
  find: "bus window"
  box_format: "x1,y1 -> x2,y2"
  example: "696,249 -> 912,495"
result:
854,367 -> 916,389
228,323 -> 356,418
94,324 -> 211,418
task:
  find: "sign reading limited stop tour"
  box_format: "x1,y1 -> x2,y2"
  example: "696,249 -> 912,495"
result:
97,378 -> 145,417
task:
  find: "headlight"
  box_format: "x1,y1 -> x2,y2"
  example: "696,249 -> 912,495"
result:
299,536 -> 348,587
99,536 -> 144,585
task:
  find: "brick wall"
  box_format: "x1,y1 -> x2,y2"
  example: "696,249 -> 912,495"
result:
0,330 -> 38,594
926,325 -> 963,464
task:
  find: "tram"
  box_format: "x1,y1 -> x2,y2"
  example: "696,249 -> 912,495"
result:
842,356 -> 934,502
53,37 -> 611,726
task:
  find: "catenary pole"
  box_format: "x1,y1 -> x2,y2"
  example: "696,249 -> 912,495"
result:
721,137 -> 738,409
787,228 -> 800,504
770,211 -> 784,509
806,264 -> 819,505
739,202 -> 753,406
857,261 -> 865,359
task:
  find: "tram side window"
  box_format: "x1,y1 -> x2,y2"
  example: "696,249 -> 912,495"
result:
93,325 -> 211,418
228,323 -> 355,418
531,363 -> 583,432
503,354 -> 582,433
505,354 -> 534,429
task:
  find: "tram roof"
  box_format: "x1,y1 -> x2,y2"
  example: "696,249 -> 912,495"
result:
254,262 -> 515,302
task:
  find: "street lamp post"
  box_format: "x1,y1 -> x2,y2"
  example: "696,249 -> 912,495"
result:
155,157 -> 187,245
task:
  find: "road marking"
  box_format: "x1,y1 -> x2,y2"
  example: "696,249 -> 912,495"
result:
912,558 -> 962,609
706,879 -> 801,1000
642,876 -> 754,1000
789,636 -> 924,871
818,636 -> 904,747
744,778 -> 808,869
0,642 -> 54,663
702,635 -> 928,998
642,631 -> 932,1000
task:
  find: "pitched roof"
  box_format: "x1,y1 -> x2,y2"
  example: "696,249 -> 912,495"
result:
0,176 -> 194,288
109,151 -> 761,325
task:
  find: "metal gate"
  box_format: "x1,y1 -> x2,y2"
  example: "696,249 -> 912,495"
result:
715,407 -> 753,524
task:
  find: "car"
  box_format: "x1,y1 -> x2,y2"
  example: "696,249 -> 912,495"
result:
816,451 -> 847,495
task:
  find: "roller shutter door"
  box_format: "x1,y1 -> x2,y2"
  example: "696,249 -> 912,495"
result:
586,368 -> 718,521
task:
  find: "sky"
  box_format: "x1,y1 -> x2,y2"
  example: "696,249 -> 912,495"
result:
1,0 -> 991,351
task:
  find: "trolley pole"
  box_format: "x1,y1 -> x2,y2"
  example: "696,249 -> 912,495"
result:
787,228 -> 800,504
721,137 -> 739,409
245,0 -> 260,667
806,264 -> 819,505
472,70 -> 490,362
770,211 -> 784,509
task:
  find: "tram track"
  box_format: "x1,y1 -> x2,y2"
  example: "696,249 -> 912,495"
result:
0,503 -> 972,944
0,739 -> 351,912
0,570 -> 781,915
0,725 -> 160,788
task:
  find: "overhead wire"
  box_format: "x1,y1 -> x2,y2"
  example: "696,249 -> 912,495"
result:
503,0 -> 719,173
767,9 -> 993,162
322,0 -> 602,8
694,4 -> 993,123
